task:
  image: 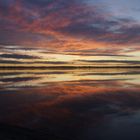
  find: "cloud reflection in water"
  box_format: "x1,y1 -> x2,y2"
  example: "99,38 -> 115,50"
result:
0,68 -> 140,140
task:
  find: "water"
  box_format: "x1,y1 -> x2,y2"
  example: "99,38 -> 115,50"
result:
0,68 -> 140,140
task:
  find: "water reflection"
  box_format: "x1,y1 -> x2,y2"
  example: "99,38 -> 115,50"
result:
0,68 -> 140,140
1,68 -> 140,89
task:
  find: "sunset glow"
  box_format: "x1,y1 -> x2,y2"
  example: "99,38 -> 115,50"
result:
0,0 -> 140,67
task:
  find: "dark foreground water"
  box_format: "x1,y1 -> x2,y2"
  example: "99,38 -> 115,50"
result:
0,68 -> 140,140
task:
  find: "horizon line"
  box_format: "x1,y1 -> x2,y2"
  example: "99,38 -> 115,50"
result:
0,66 -> 140,69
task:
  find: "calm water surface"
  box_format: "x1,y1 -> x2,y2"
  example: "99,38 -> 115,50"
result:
0,68 -> 140,140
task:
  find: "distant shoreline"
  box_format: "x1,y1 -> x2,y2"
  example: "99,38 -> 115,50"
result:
0,66 -> 140,69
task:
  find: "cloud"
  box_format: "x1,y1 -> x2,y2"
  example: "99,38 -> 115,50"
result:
0,0 -> 140,55
0,60 -> 21,64
79,60 -> 140,65
0,53 -> 40,59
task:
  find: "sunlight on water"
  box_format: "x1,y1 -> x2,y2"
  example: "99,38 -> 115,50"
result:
0,68 -> 140,140
0,68 -> 140,89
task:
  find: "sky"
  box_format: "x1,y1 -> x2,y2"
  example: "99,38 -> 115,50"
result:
0,0 -> 140,67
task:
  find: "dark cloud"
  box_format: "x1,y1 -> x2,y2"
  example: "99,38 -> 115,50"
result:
19,61 -> 69,65
79,60 -> 140,65
0,53 -> 40,59
59,16 -> 140,45
0,0 -> 140,51
0,30 -> 54,46
0,60 -> 21,64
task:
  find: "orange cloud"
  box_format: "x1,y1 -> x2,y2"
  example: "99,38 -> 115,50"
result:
0,0 -> 140,56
